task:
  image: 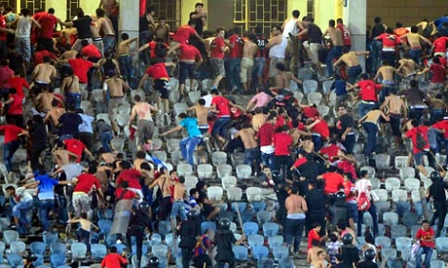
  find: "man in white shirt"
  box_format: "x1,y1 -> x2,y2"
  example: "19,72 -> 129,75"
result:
6,186 -> 34,234
282,9 -> 302,71
355,170 -> 378,237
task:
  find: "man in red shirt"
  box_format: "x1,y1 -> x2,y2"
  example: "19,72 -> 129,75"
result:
348,73 -> 382,119
419,56 -> 446,92
318,171 -> 344,195
0,5 -> 14,59
210,28 -> 229,90
169,43 -> 203,97
336,18 -> 351,50
37,8 -> 65,52
432,35 -> 448,58
80,40 -> 102,61
137,61 -> 175,114
137,37 -> 170,65
173,20 -> 203,45
115,161 -> 145,204
306,117 -> 330,151
415,220 -> 435,268
228,27 -> 243,92
5,88 -> 24,127
375,28 -> 401,67
100,246 -> 128,268
0,124 -> 27,172
404,120 -> 430,177
210,89 -> 242,146
257,114 -> 277,169
33,46 -> 57,65
272,125 -> 293,180
63,138 -> 93,163
72,166 -> 104,218
68,54 -> 98,90
432,118 -> 448,166
8,70 -> 29,98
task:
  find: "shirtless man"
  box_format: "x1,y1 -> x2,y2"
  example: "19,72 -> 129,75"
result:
95,8 -> 115,53
44,100 -> 66,129
373,59 -> 402,102
35,86 -> 63,112
285,186 -> 308,255
151,170 -> 174,220
31,56 -> 57,94
358,109 -> 390,160
234,123 -> 260,174
171,176 -> 187,227
240,34 -> 258,93
269,62 -> 302,93
154,17 -> 171,44
59,47 -> 78,61
133,151 -> 148,172
380,88 -> 407,147
334,47 -> 370,84
105,71 -> 130,133
187,98 -> 210,135
90,17 -> 104,57
307,240 -> 324,264
397,53 -> 420,77
116,33 -> 138,82
60,68 -> 81,108
402,25 -> 432,65
323,19 -> 344,77
130,94 -> 158,150
310,251 -> 327,268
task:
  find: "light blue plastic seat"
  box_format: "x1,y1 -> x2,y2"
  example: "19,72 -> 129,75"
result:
3,230 -> 18,246
71,242 -> 87,259
7,254 -> 22,268
252,201 -> 266,212
91,243 -> 107,259
32,255 -> 44,267
98,220 -> 113,235
50,253 -> 66,267
201,221 -> 217,235
50,242 -> 66,254
375,236 -> 391,248
252,246 -> 269,260
43,232 -> 58,248
268,235 -> 284,250
273,246 -> 289,261
243,222 -> 259,236
10,241 -> 26,254
132,243 -> 148,256
248,234 -> 264,248
112,243 -> 127,254
30,242 -> 46,255
232,246 -> 248,261
436,237 -> 448,253
262,222 -> 279,237
158,220 -> 172,235
152,244 -> 168,257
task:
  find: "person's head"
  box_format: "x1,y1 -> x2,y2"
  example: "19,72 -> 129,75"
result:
0,4 -> 5,14
195,3 -> 204,12
178,112 -> 188,121
147,6 -> 155,15
190,188 -> 200,198
188,19 -> 197,27
311,239 -> 320,248
136,151 -> 146,159
422,220 -> 430,231
178,176 -> 185,184
5,186 -> 15,196
158,17 -> 166,25
110,246 -> 117,253
337,220 -> 347,231
80,212 -> 87,219
88,166 -> 97,174
96,8 -> 105,18
210,89 -> 219,96
134,94 -> 141,102
382,59 -> 389,66
140,162 -> 152,172
292,10 -> 300,19
196,180 -> 207,191
169,170 -> 177,179
412,119 -> 421,128
21,8 -> 30,16
313,222 -> 322,232
329,233 -> 338,243
272,25 -> 282,35
76,9 -> 85,18
389,87 -> 397,95
433,57 -> 440,64
343,172 -> 352,182
216,27 -> 225,38
411,25 -> 418,33
276,62 -> 286,72
337,104 -> 347,117
342,46 -> 350,54
410,79 -> 418,88
359,170 -> 369,179
374,17 -> 381,24
360,73 -> 369,80
317,250 -> 326,260
329,19 -> 335,28
121,33 -> 129,41
365,233 -> 374,244
198,98 -> 206,106
67,104 -> 76,112
308,180 -> 317,190
386,28 -> 393,34
337,18 -> 343,25
119,161 -> 132,170
9,88 -> 16,95
254,26 -> 262,34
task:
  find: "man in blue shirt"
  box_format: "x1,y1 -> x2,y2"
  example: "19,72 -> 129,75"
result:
161,112 -> 202,168
328,74 -> 348,107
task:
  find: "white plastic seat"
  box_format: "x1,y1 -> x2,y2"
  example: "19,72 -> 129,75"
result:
371,178 -> 381,190
110,137 -> 125,151
392,189 -> 407,202
394,156 -> 409,169
246,187 -> 262,202
188,91 -> 201,104
197,164 -> 213,179
289,80 -> 299,91
116,114 -> 130,127
3,230 -> 18,246
167,78 -> 179,91
201,79 -> 213,91
354,154 -> 366,167
117,104 -> 131,115
130,89 -> 145,103
373,189 -> 388,202
151,139 -> 163,150
404,178 -> 420,192
420,166 -> 435,180
383,212 -> 399,226
177,163 -> 193,177
152,150 -> 167,162
10,241 -> 25,254
430,260 -> 445,268
399,167 -> 415,181
375,236 -> 391,248
435,237 -> 448,253
173,103 -> 188,116
236,165 -> 252,179
184,175 -> 198,188
217,164 -> 232,178
322,80 -> 333,94
376,154 -> 391,169
268,235 -> 284,249
395,237 -> 412,252
185,78 -> 198,92
91,89 -> 104,102
422,178 -> 432,189
307,92 -> 322,106
96,113 -> 110,125
207,186 -> 223,201
167,139 -> 180,153
80,101 -> 93,114
381,247 -> 397,260
303,80 -> 318,95
328,91 -> 337,107
257,211 -> 273,224
317,105 -> 329,117
411,190 -> 421,203
227,187 -> 243,201
298,67 -> 313,81
231,153 -> 245,166
391,224 -> 407,238
385,177 -> 401,192
222,176 -> 237,190
212,151 -> 228,166
293,91 -> 304,103
360,166 -> 375,179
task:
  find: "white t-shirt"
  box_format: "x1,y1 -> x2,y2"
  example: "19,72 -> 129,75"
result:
355,178 -> 372,199
16,187 -> 33,203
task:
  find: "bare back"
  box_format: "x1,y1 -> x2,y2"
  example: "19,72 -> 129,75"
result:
365,110 -> 383,123
238,128 -> 257,149
106,77 -> 126,97
242,40 -> 257,59
340,52 -> 359,67
97,17 -> 114,35
285,194 -> 307,214
34,63 -> 56,83
61,75 -> 80,94
378,66 -> 396,81
173,182 -> 186,200
194,105 -> 209,125
385,95 -> 405,114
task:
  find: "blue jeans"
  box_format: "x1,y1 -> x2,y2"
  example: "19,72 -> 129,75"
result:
409,107 -> 425,121
285,218 -> 305,252
430,108 -> 444,125
228,58 -> 241,90
171,201 -> 187,221
371,41 -> 382,72
357,202 -> 378,236
261,152 -> 273,169
12,200 -> 33,228
118,55 -> 133,82
342,133 -> 355,155
56,194 -> 68,223
347,65 -> 362,85
358,102 -> 377,119
100,131 -> 113,152
363,122 -> 378,157
66,93 -> 81,109
59,134 -> 73,142
39,199 -> 55,231
4,140 -> 20,172
312,134 -> 323,152
347,202 -> 358,223
409,48 -> 422,65
415,246 -> 433,268
326,46 -> 342,77
212,117 -> 230,138
76,228 -> 91,252
139,31 -> 151,65
103,36 -> 116,54
244,147 -> 260,167
180,136 -> 202,167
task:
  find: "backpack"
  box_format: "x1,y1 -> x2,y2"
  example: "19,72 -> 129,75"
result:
415,128 -> 427,150
357,192 -> 371,211
155,42 -> 167,58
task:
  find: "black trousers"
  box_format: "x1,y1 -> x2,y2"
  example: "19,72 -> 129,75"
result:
126,227 -> 144,267
430,203 -> 447,235
306,212 -> 327,237
181,247 -> 194,268
217,259 -> 235,268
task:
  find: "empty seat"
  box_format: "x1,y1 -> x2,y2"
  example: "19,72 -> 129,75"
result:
422,178 -> 432,189
298,68 -> 313,81
381,247 -> 397,260
404,178 -> 420,192
273,246 -> 289,261
231,153 -> 245,166
268,235 -> 284,249
385,177 -> 401,192
371,178 -> 381,190
212,151 -> 227,166
10,241 -> 26,254
98,220 -> 113,235
248,234 -> 264,248
391,224 -> 407,238
218,165 -> 233,178
3,230 -> 18,246
246,187 -> 262,202
307,92 -> 322,106
188,91 -> 201,104
360,166 -> 375,179
383,212 -> 399,226
71,242 -> 87,259
376,154 -> 391,169
375,236 -> 391,248
110,137 -> 125,151
117,104 -> 131,115
152,244 -> 168,257
173,103 -> 188,116
167,139 -> 180,153
303,80 -> 318,95
185,78 -> 198,92
91,244 -> 107,259
201,221 -> 217,235
116,114 -> 130,127
177,163 -> 193,177
50,253 -> 66,267
317,105 -> 329,117
430,260 -> 445,268
152,150 -> 167,163
252,245 -> 269,260
322,80 -> 333,94
257,211 -> 273,225
236,165 -> 252,179
50,243 -> 66,254
197,164 -> 213,179
394,156 -> 409,169
395,237 -> 412,252
30,242 -> 46,255
233,246 -> 248,261
290,80 -> 299,91
262,222 -> 279,237
201,79 -> 213,91
167,78 -> 179,91
373,189 -> 388,202
227,187 -> 243,201
436,237 -> 448,253
399,167 -> 415,180
184,175 -> 198,190
293,91 -> 304,103
243,222 -> 259,236
7,254 -> 22,267
391,189 -> 407,202
207,186 -> 223,201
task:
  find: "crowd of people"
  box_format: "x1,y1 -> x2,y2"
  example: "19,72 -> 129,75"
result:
0,1 -> 447,267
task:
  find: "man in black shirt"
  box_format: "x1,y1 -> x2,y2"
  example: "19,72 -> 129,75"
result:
336,105 -> 355,154
340,233 -> 359,268
179,210 -> 201,268
427,171 -> 448,237
370,17 -> 386,72
357,249 -> 378,268
305,180 -> 327,235
65,9 -> 93,52
196,181 -> 220,220
58,104 -> 82,141
126,202 -> 151,268
189,3 -> 207,56
298,17 -> 324,77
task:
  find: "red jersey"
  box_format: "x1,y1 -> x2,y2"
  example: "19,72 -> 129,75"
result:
228,34 -> 243,58
147,41 -> 169,59
257,123 -> 274,146
210,37 -> 225,59
0,124 -> 24,143
293,157 -> 307,168
81,44 -> 102,59
311,119 -> 330,139
101,253 -> 128,268
433,37 -> 448,53
343,179 -> 356,202
115,188 -> 137,200
273,132 -> 293,156
68,58 -> 93,84
358,80 -> 381,102
430,63 -> 446,83
8,77 -> 29,98
7,94 -> 23,115
116,169 -> 143,190
338,160 -> 357,180
275,115 -> 293,130
337,24 -> 351,46
173,25 -> 196,44
64,139 -> 86,163
211,96 -> 231,117
416,228 -> 435,248
432,120 -> 448,139
145,63 -> 169,80
376,33 -> 400,48
179,44 -> 202,61
0,15 -> 6,41
302,106 -> 319,118
34,50 -> 57,65
308,229 -> 320,249
38,14 -> 57,39
321,172 -> 344,195
393,28 -> 409,37
405,126 -> 430,154
74,173 -> 101,194
320,144 -> 340,162
254,34 -> 267,58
